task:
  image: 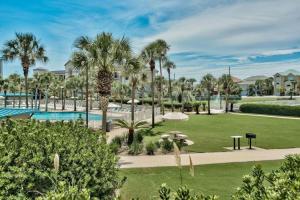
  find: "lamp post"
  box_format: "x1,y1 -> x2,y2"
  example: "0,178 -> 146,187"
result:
150,58 -> 155,128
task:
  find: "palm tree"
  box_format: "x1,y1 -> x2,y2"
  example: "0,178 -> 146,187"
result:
139,72 -> 148,105
49,76 -> 61,110
72,36 -> 92,126
163,59 -> 176,112
123,57 -> 144,126
2,33 -> 48,108
40,72 -> 53,111
201,74 -> 216,115
8,73 -> 21,108
114,119 -> 148,145
141,42 -> 157,128
219,74 -> 233,113
154,39 -> 169,114
93,33 -> 131,132
3,80 -> 9,107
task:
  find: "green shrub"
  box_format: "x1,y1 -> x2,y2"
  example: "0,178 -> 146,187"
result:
128,138 -> 144,155
111,135 -> 124,147
193,101 -> 201,114
202,102 -> 206,111
239,104 -> 300,117
164,102 -> 183,109
161,140 -> 173,153
135,132 -> 144,143
0,118 -> 122,199
145,141 -> 156,155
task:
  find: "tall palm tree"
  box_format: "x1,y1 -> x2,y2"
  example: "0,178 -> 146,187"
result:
141,42 -> 157,128
163,59 -> 176,112
154,40 -> 169,114
219,74 -> 233,113
49,76 -> 60,110
40,72 -> 53,111
72,36 -> 92,126
139,72 -> 148,105
8,73 -> 21,108
2,33 -> 48,108
201,74 -> 216,115
3,80 -> 9,108
93,33 -> 131,132
123,57 -> 144,128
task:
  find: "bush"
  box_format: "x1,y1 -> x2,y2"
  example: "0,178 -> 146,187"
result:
233,155 -> 300,200
0,118 -> 122,199
193,101 -> 201,114
239,104 -> 300,117
128,137 -> 144,155
145,141 -> 157,155
135,132 -> 144,143
161,140 -> 173,153
164,102 -> 183,109
202,102 -> 207,111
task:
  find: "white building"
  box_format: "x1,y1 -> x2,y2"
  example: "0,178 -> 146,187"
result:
238,75 -> 268,96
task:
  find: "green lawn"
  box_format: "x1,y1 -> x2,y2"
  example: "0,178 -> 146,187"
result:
144,114 -> 300,152
120,160 -> 283,200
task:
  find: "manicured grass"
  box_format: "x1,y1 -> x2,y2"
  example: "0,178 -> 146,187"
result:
120,160 -> 283,200
145,114 -> 300,152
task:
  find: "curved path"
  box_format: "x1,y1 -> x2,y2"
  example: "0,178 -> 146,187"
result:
119,148 -> 300,168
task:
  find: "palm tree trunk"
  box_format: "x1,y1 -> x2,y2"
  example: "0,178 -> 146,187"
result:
4,90 -> 7,108
54,93 -> 56,110
24,71 -> 29,108
13,94 -> 15,108
45,86 -> 49,112
100,96 -> 109,132
34,85 -> 38,110
85,66 -> 89,127
131,82 -> 136,123
74,90 -> 77,111
168,70 -> 174,112
208,92 -> 211,115
159,57 -> 162,114
38,90 -> 42,110
151,68 -> 155,128
18,88 -> 22,108
89,93 -> 93,110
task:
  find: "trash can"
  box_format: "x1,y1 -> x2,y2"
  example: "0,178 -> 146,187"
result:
106,120 -> 112,132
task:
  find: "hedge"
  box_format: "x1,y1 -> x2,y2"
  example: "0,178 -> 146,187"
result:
239,104 -> 300,117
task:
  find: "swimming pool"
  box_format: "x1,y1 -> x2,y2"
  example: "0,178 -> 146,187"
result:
32,112 -> 102,121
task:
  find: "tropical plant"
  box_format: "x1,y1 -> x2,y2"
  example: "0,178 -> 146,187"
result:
2,33 -> 48,108
163,58 -> 176,112
145,141 -> 157,155
123,57 -> 145,125
152,39 -> 169,114
233,155 -> 300,200
92,32 -> 131,132
201,74 -> 216,115
114,119 -> 148,145
72,36 -> 93,126
141,42 -> 158,128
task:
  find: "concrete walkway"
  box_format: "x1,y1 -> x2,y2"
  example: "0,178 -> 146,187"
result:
230,112 -> 300,120
119,148 -> 300,168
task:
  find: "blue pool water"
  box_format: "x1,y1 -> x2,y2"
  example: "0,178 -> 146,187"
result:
32,112 -> 102,121
0,108 -> 35,118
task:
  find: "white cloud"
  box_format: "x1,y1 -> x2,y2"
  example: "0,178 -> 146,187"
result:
137,0 -> 300,56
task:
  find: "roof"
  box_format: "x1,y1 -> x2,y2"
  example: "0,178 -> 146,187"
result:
33,67 -> 48,71
276,69 -> 300,76
231,76 -> 241,83
51,70 -> 65,75
244,75 -> 268,81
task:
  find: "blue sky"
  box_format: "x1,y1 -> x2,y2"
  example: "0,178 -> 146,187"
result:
1,0 -> 300,80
